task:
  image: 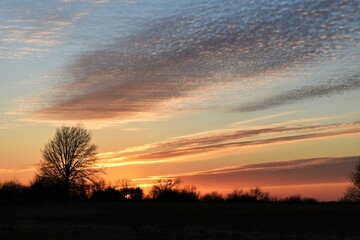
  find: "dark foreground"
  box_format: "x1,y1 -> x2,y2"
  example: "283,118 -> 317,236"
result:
1,202 -> 359,240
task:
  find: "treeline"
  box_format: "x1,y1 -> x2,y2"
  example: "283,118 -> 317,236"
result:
0,177 -> 321,205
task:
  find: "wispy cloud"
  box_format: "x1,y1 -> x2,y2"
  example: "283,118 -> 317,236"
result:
27,0 -> 360,123
132,156 -> 360,192
144,156 -> 359,179
96,120 -> 360,168
0,165 -> 36,175
236,72 -> 360,112
231,111 -> 301,126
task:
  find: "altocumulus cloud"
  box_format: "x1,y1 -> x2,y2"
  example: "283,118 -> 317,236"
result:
0,0 -> 107,59
31,0 -> 360,122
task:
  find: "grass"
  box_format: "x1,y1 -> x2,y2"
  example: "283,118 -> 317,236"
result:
1,202 -> 359,239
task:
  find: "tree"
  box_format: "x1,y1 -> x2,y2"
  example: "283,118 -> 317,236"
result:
149,178 -> 182,199
342,159 -> 360,202
38,125 -> 102,198
115,178 -> 132,189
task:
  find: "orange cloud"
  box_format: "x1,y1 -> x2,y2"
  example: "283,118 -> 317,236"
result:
131,156 -> 358,200
96,121 -> 360,167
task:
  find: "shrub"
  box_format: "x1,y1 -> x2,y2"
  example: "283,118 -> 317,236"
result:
281,194 -> 318,203
0,180 -> 27,204
201,191 -> 224,202
91,186 -> 122,201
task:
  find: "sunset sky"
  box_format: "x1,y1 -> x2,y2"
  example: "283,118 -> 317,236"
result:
0,0 -> 359,201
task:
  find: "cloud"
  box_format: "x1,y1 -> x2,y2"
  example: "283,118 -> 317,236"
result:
0,165 -> 36,175
150,156 -> 358,179
132,156 -> 360,192
96,120 -> 360,167
236,72 -> 360,112
29,0 -> 360,122
0,0 -> 108,59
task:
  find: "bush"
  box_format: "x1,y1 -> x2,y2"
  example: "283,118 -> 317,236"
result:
281,194 -> 318,203
119,187 -> 144,201
226,189 -> 256,202
0,180 -> 27,204
201,191 -> 224,202
91,186 -> 122,201
151,185 -> 200,202
25,177 -> 67,203
90,185 -> 144,201
225,188 -> 272,203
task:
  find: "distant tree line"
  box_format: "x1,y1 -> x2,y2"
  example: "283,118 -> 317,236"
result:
0,176 -> 321,205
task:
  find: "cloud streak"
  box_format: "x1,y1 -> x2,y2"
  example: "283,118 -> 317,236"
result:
96,120 -> 360,167
236,72 -> 360,112
143,156 -> 359,183
130,156 -> 359,201
28,0 -> 360,123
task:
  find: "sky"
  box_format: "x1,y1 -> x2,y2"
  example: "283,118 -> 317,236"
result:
0,0 -> 360,201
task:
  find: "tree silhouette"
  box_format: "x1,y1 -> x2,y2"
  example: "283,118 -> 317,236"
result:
149,178 -> 182,200
38,125 -> 102,198
342,159 -> 360,202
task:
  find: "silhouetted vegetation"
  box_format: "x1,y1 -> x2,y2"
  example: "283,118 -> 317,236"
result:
147,178 -> 201,202
0,176 -> 334,205
25,176 -> 67,203
201,191 -> 225,202
91,186 -> 144,201
341,158 -> 360,202
0,180 -> 26,204
149,178 -> 182,199
226,187 -> 273,203
280,194 -> 319,203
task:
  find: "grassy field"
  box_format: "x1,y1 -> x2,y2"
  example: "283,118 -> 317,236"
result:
1,202 -> 359,239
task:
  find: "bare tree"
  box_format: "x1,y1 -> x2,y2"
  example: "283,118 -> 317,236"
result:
342,158 -> 360,202
149,178 -> 182,199
115,178 -> 132,189
156,178 -> 182,191
38,125 -> 102,197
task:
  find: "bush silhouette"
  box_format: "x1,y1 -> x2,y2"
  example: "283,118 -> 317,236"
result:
178,185 -> 200,202
90,185 -> 144,201
0,180 -> 27,204
281,194 -> 318,203
226,189 -> 256,202
201,191 -> 224,202
119,187 -> 144,201
149,178 -> 182,199
149,179 -> 200,202
152,187 -> 200,202
91,186 -> 121,201
225,188 -> 272,203
25,177 -> 66,203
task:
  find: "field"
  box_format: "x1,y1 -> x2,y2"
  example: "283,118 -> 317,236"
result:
1,202 -> 359,240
